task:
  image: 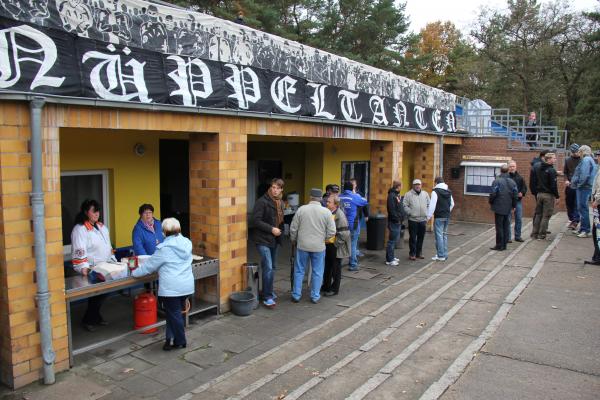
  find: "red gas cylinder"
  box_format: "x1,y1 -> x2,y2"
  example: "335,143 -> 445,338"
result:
134,292 -> 157,334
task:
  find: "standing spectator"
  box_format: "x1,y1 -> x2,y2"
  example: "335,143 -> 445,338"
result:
233,11 -> 245,25
339,181 -> 368,271
403,179 -> 430,260
290,189 -> 336,303
321,183 -> 340,206
489,165 -> 518,250
322,195 -> 351,296
508,161 -> 528,242
351,178 -> 369,258
571,145 -> 598,238
427,177 -> 454,261
585,150 -> 600,265
529,149 -> 549,233
386,181 -> 405,266
531,153 -> 560,240
525,111 -> 538,147
564,144 -> 582,230
251,178 -> 285,308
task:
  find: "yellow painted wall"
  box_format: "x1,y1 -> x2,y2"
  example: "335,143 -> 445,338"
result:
322,140 -> 371,189
247,141 -> 306,202
304,142 -> 324,202
60,128 -> 188,247
402,142 -> 417,193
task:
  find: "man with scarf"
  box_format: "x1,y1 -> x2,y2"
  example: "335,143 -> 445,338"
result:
251,178 -> 285,308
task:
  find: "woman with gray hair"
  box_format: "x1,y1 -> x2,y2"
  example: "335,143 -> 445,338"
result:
131,218 -> 194,350
571,145 -> 598,238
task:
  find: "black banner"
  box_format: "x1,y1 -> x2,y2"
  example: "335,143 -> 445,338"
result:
0,18 -> 457,133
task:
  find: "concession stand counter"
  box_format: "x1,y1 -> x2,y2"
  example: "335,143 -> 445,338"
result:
64,257 -> 219,365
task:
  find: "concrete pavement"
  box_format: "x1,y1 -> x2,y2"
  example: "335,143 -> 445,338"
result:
1,213 -> 599,400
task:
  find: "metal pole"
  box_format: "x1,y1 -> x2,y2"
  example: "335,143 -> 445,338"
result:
30,97 -> 56,384
439,135 -> 444,177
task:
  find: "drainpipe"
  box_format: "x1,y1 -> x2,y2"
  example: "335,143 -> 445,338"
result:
30,97 -> 56,384
439,135 -> 444,177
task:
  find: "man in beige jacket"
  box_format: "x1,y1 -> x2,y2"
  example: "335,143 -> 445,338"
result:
403,179 -> 430,260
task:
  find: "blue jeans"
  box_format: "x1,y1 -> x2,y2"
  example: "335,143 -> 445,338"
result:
292,248 -> 325,301
434,218 -> 449,258
350,228 -> 360,268
577,188 -> 592,233
160,296 -> 187,346
386,222 -> 400,262
256,244 -> 277,300
508,201 -> 523,240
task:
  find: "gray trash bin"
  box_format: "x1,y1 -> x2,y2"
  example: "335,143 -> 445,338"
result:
243,263 -> 259,309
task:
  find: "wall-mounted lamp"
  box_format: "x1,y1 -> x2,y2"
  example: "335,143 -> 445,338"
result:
133,143 -> 145,157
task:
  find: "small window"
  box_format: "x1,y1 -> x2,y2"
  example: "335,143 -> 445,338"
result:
464,165 -> 501,195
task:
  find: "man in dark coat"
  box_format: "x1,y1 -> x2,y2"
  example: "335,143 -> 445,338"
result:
531,153 -> 560,240
250,178 -> 285,308
563,143 -> 581,229
489,165 -> 518,250
508,160 -> 528,242
385,181 -> 405,266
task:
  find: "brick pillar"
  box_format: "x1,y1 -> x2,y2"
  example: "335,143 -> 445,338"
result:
0,102 -> 68,388
369,140 -> 402,215
189,132 -> 247,311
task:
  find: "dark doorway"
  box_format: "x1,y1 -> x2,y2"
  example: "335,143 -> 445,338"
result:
341,161 -> 370,199
256,160 -> 283,199
159,140 -> 190,237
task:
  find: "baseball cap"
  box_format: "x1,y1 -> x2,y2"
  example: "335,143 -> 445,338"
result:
412,179 -> 422,185
569,143 -> 580,153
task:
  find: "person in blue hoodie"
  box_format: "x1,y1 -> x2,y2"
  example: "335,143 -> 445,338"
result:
571,145 -> 598,237
131,218 -> 194,351
132,203 -> 164,255
338,181 -> 368,271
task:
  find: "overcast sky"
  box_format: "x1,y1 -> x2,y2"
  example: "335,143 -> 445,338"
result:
405,0 -> 599,33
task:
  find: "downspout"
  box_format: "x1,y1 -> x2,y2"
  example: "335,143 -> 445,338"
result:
439,135 -> 444,177
30,97 -> 56,384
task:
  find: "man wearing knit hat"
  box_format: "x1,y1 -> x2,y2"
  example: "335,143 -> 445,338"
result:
290,188 -> 336,304
564,143 -> 581,230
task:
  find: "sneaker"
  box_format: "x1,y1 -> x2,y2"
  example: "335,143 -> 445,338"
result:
393,257 -> 400,262
568,222 -> 578,230
432,256 -> 441,261
514,238 -> 524,242
577,232 -> 590,238
263,298 -> 276,307
348,266 -> 360,271
385,260 -> 399,266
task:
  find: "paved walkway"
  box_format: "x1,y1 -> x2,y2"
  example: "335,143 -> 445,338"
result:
2,213 -> 599,400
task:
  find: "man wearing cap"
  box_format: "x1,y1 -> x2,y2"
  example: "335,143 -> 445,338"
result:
321,184 -> 340,206
403,179 -> 430,260
571,145 -> 598,238
564,143 -> 581,230
290,188 -> 336,304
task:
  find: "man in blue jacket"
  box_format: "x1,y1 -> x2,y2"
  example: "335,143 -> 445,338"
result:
571,145 -> 598,238
339,181 -> 368,271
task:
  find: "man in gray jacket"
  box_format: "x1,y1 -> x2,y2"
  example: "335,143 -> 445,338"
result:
290,188 -> 336,304
403,179 -> 430,260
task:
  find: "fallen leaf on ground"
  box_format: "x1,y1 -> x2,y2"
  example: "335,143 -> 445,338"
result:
122,368 -> 135,373
551,305 -> 558,309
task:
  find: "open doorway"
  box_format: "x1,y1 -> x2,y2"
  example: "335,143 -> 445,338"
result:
159,140 -> 190,237
341,161 -> 370,199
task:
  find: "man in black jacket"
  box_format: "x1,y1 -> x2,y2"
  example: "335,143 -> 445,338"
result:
386,181 -> 405,266
251,178 -> 285,308
489,165 -> 518,250
531,153 -> 560,240
563,143 -> 581,229
508,160 -> 528,242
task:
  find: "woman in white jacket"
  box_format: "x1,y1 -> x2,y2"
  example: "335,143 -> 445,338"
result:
132,218 -> 194,350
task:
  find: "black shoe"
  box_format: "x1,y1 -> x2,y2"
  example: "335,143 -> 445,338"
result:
324,291 -> 337,297
546,231 -> 551,234
82,323 -> 97,332
490,246 -> 503,250
97,319 -> 109,326
172,344 -> 187,349
310,298 -> 320,304
584,260 -> 600,265
291,297 -> 300,303
507,240 -> 513,243
514,238 -> 524,242
163,342 -> 173,351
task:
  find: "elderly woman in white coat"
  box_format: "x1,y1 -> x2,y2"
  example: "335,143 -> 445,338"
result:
131,218 -> 194,351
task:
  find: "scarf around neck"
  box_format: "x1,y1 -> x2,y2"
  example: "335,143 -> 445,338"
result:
268,189 -> 284,227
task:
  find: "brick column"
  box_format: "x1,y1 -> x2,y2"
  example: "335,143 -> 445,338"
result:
369,140 -> 402,215
189,132 -> 247,311
0,102 -> 68,388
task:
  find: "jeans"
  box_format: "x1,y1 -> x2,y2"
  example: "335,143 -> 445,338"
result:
350,228 -> 360,268
256,244 -> 277,300
408,220 -> 426,257
386,222 -> 401,262
565,186 -> 579,223
434,218 -> 449,258
508,201 -> 523,240
576,188 -> 592,233
323,243 -> 342,293
494,213 -> 510,249
292,248 -> 325,301
160,296 -> 187,346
